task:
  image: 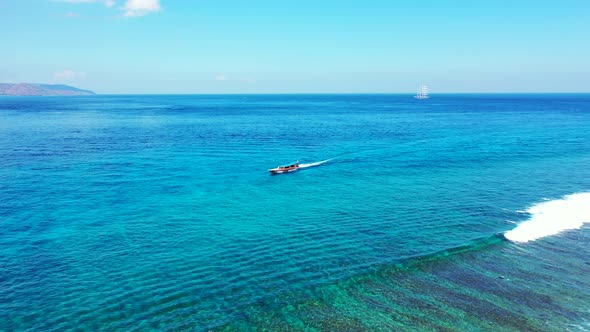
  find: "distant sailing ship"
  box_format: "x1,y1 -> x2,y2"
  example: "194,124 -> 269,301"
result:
414,85 -> 429,99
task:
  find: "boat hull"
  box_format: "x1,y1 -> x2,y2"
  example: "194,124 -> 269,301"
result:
268,165 -> 300,174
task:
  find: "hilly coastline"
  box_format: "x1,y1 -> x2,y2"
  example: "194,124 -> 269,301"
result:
0,83 -> 95,96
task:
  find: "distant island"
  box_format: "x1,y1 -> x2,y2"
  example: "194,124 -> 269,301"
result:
0,83 -> 95,96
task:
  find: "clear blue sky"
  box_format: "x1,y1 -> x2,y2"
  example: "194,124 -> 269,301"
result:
1,0 -> 589,93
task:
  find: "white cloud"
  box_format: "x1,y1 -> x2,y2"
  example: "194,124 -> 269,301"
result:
53,70 -> 86,82
124,0 -> 161,17
215,75 -> 228,81
64,12 -> 80,18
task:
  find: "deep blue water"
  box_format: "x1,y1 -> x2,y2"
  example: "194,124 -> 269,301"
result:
1,94 -> 590,331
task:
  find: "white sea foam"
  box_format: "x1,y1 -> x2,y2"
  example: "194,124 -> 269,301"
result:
504,192 -> 590,243
299,159 -> 331,169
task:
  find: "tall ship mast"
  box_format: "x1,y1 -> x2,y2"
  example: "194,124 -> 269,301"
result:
414,85 -> 429,99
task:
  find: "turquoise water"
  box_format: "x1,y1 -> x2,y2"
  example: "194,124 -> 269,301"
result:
1,94 -> 590,331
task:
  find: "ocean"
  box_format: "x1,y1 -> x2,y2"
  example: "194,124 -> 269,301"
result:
1,94 -> 589,331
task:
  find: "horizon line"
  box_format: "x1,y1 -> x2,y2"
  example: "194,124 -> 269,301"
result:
3,92 -> 590,97
85,92 -> 590,95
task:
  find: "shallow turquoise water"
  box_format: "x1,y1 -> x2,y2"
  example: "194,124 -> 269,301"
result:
1,94 -> 590,330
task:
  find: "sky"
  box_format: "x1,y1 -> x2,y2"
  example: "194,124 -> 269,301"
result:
1,0 -> 589,93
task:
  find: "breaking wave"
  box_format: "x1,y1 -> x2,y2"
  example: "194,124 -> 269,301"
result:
504,192 -> 590,243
